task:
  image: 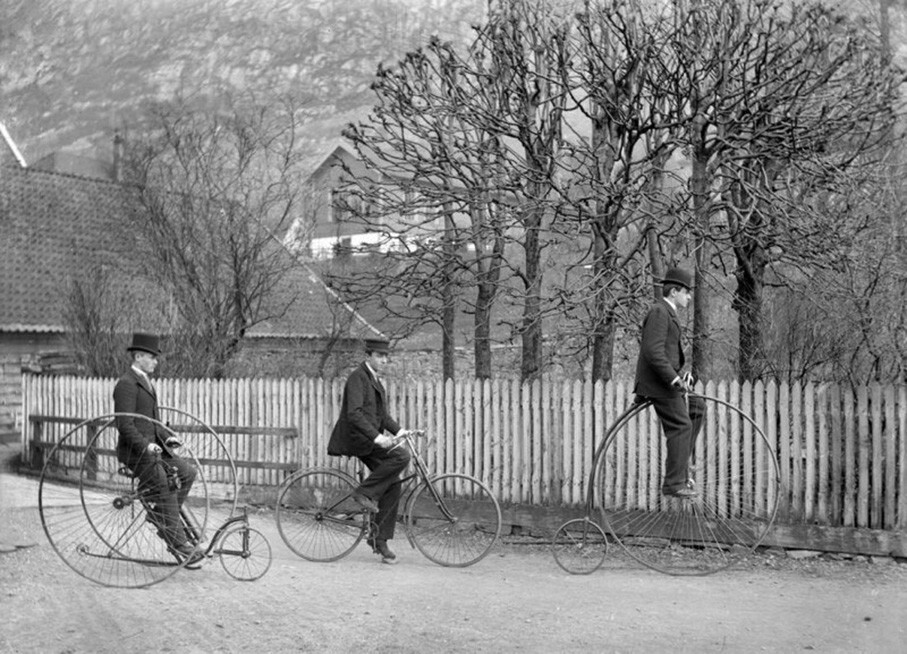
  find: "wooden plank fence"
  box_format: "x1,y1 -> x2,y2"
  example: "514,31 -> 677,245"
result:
19,374 -> 907,537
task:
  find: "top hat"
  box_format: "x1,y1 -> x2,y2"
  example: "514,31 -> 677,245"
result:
127,333 -> 161,356
661,267 -> 693,290
364,338 -> 391,354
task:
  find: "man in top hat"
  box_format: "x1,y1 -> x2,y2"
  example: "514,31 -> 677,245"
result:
328,338 -> 415,564
113,333 -> 201,563
634,267 -> 706,498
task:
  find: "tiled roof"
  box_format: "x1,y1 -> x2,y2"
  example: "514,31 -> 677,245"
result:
246,255 -> 382,341
0,164 -> 379,340
1,165 -> 127,332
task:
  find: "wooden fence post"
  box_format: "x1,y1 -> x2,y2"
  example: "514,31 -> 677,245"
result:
898,385 -> 907,530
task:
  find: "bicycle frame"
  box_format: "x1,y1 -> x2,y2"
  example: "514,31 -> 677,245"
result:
204,508 -> 254,558
353,431 -> 465,544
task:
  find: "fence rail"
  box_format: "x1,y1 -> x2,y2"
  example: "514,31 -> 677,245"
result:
20,374 -> 907,535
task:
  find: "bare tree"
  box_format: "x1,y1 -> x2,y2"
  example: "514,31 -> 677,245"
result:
653,0 -> 900,380
336,3 -> 576,382
555,0 -> 683,381
472,0 -> 576,381
62,266 -> 155,377
120,91 -> 309,377
335,36 -> 516,379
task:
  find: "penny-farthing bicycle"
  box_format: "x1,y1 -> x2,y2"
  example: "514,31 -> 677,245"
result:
552,393 -> 781,576
38,409 -> 272,587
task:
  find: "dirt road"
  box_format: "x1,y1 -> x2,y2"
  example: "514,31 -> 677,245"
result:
1,471 -> 905,653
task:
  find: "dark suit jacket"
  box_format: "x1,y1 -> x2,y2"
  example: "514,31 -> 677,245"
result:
113,368 -> 165,463
634,299 -> 686,399
328,362 -> 400,457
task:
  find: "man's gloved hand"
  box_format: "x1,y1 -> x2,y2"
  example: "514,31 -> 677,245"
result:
375,434 -> 396,449
672,372 -> 695,393
681,371 -> 695,392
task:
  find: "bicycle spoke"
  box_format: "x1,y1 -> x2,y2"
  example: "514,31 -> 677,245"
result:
218,525 -> 272,581
276,469 -> 366,562
598,395 -> 780,576
407,474 -> 501,567
552,519 -> 608,575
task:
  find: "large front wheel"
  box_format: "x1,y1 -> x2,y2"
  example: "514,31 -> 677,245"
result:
405,473 -> 501,567
275,468 -> 367,562
597,395 -> 780,575
38,414 -> 209,588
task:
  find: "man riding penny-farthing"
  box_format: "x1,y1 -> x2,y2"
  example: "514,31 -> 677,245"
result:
38,333 -> 271,587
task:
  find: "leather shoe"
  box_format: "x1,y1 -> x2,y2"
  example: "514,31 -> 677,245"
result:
368,537 -> 397,564
172,542 -> 205,565
351,492 -> 379,513
663,486 -> 696,499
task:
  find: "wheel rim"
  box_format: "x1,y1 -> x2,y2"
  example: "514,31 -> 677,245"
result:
406,473 -> 502,567
598,395 -> 780,576
552,518 -> 608,575
218,525 -> 272,581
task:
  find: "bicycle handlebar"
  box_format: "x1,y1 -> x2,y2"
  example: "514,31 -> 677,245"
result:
386,429 -> 426,452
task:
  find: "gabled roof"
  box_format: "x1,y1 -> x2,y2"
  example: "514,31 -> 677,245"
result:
306,142 -> 356,180
0,163 -> 380,341
245,254 -> 382,341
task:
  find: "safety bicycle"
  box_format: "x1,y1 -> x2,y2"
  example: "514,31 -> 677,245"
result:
552,392 -> 781,576
275,429 -> 503,567
37,409 -> 272,588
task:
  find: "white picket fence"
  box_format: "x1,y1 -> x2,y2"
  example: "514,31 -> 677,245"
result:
20,374 -> 907,531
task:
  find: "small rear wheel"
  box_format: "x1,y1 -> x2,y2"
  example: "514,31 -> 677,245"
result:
552,518 -> 608,575
275,468 -> 367,562
218,525 -> 272,581
406,473 -> 502,567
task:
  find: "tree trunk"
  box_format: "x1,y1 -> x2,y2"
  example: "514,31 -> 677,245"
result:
734,261 -> 765,381
474,281 -> 495,379
690,126 -> 712,380
441,208 -> 457,380
521,204 -> 543,382
590,234 -> 615,382
441,296 -> 455,380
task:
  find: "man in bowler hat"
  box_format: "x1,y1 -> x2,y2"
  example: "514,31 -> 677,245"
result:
634,268 -> 706,498
328,338 -> 415,564
113,333 -> 202,563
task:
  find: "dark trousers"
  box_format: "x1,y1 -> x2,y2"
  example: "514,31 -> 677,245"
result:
357,446 -> 411,541
645,395 -> 706,493
125,451 -> 197,548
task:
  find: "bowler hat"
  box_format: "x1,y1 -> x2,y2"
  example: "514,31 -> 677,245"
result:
364,338 -> 390,354
661,267 -> 693,290
127,333 -> 161,356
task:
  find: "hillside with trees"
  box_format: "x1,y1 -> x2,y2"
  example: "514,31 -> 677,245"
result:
0,0 -> 484,163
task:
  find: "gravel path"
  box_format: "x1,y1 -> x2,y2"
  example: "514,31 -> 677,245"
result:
2,471 -> 905,653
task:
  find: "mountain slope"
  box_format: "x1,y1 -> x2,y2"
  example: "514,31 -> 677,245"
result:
0,0 -> 484,164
